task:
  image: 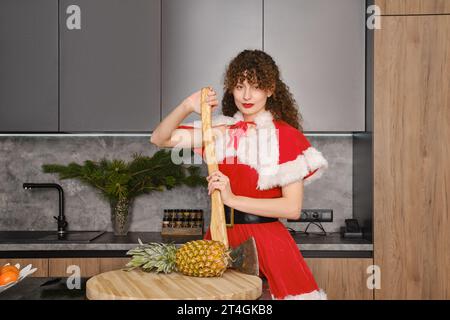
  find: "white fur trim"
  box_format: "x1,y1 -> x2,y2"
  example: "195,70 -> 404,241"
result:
211,110 -> 280,189
233,111 -> 244,121
181,110 -> 327,189
257,146 -> 328,190
271,289 -> 328,300
302,147 -> 329,186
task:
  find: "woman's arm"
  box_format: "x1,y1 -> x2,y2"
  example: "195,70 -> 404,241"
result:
227,181 -> 304,220
150,89 -> 219,149
150,100 -> 201,148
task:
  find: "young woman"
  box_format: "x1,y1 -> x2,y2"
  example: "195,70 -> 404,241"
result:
151,49 -> 328,300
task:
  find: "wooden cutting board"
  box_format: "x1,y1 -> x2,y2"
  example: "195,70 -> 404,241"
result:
86,269 -> 262,300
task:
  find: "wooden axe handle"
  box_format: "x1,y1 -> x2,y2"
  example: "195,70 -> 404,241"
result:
200,87 -> 229,249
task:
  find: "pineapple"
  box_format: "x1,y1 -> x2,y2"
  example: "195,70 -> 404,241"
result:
176,239 -> 230,277
124,239 -> 231,277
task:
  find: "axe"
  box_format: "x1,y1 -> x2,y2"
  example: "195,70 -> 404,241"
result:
200,87 -> 259,276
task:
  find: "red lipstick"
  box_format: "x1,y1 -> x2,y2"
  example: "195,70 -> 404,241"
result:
242,103 -> 254,108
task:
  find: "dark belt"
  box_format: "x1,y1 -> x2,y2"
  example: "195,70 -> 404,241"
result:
224,205 -> 278,227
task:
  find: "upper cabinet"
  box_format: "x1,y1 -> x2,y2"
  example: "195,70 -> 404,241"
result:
161,0 -> 263,125
264,0 -> 366,132
59,0 -> 160,132
1,0 -> 366,133
0,0 -> 59,132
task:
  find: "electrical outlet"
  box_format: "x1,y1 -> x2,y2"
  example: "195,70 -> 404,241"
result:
287,209 -> 333,223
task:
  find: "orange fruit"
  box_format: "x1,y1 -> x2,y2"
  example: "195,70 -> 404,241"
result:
0,265 -> 20,276
0,271 -> 19,286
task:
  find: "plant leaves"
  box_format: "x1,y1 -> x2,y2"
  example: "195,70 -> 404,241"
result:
41,149 -> 205,202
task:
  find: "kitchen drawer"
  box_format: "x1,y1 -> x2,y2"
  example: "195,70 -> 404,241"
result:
305,258 -> 374,300
48,258 -> 130,277
0,258 -> 48,277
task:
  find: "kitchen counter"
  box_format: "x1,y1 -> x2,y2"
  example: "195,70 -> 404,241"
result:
0,231 -> 373,258
0,277 -> 273,300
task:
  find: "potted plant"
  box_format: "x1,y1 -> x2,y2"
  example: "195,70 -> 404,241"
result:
42,150 -> 206,236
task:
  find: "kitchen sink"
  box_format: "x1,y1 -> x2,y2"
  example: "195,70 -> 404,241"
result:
0,231 -> 105,243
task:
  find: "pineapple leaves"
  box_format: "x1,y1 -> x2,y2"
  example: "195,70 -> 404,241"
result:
124,240 -> 178,274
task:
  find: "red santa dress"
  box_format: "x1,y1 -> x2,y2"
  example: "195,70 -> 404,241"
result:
176,109 -> 328,300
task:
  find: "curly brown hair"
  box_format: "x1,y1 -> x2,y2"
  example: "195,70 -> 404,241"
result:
221,49 -> 303,131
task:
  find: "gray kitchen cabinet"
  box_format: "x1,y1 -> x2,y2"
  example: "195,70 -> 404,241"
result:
264,0 -> 366,132
0,0 -> 59,132
161,0 -> 263,124
59,0 -> 160,132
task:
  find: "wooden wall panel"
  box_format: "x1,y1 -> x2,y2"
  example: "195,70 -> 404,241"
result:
305,258 -> 374,300
376,0 -> 450,15
0,258 -> 48,277
374,15 -> 450,299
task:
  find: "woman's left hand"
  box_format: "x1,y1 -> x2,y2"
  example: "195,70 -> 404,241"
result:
206,170 -> 235,205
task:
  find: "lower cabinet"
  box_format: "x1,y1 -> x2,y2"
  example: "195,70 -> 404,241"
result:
1,257 -> 374,299
305,258 -> 374,300
47,258 -> 130,277
0,258 -> 49,277
0,257 -> 130,278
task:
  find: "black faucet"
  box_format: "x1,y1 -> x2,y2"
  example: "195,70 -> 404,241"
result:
23,183 -> 68,235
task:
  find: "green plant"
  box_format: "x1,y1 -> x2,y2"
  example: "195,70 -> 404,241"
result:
42,149 -> 207,203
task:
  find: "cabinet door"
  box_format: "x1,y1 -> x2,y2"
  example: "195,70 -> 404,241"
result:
264,0 -> 365,132
99,258 -> 130,273
60,0 -> 160,132
374,15 -> 450,300
48,258 -> 129,277
0,258 -> 49,277
305,258 -> 374,300
161,0 -> 262,124
0,0 -> 58,132
48,258 -> 100,277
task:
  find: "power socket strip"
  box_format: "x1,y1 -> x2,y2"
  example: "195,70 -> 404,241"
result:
287,209 -> 333,223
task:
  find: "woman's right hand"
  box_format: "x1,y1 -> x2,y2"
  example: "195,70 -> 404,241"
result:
183,87 -> 219,115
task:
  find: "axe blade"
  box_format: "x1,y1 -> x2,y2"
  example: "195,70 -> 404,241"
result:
229,237 -> 259,276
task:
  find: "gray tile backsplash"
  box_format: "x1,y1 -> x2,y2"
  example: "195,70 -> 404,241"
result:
0,136 -> 352,233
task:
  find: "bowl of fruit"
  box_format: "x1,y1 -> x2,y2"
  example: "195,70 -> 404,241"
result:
0,263 -> 38,293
